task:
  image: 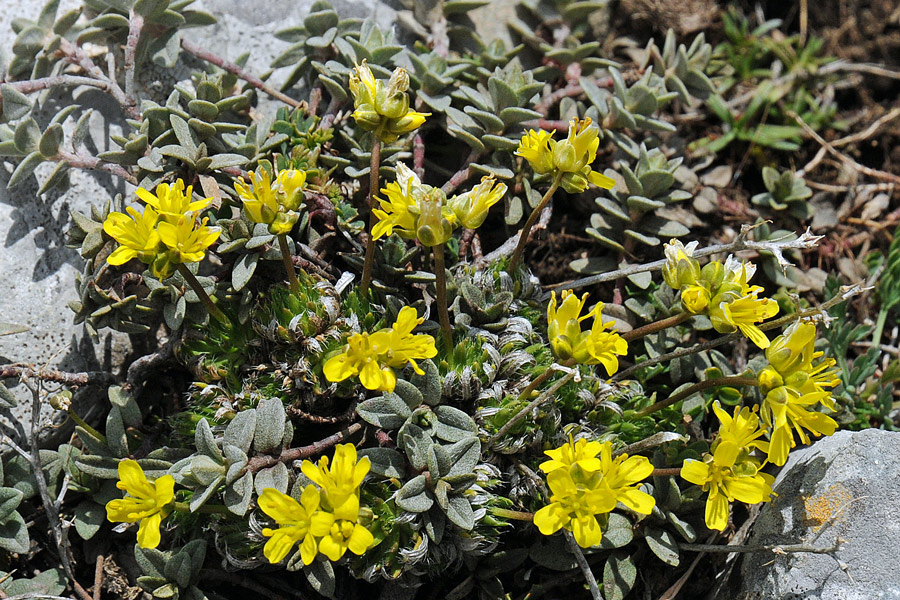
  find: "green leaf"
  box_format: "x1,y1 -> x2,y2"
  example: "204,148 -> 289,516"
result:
169,114 -> 198,154
205,153 -> 248,170
253,397 -> 286,453
1,566 -> 66,596
445,436 -> 480,477
7,151 -> 44,188
529,534 -> 578,571
603,552 -> 637,600
224,409 -> 256,454
1,84 -> 32,120
356,393 -> 412,430
108,385 -> 142,428
443,493 -> 475,530
433,405 -> 478,442
301,558 -> 335,597
254,462 -> 289,495
73,500 -> 104,540
195,418 -> 224,462
224,471 -> 252,516
395,474 -> 433,513
0,382 -> 17,408
231,252 -> 257,292
106,405 -> 129,456
0,511 -> 29,553
0,487 -> 24,521
599,513 -> 634,550
358,448 -> 406,478
644,526 -> 680,566
74,454 -> 121,479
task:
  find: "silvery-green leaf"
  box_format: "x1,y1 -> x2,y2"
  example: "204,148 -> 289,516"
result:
106,405 -> 129,457
445,436 -> 480,477
603,552 -> 637,600
395,474 -> 433,513
0,487 -> 23,521
0,511 -> 30,553
231,252 -> 257,292
0,382 -> 17,408
195,418 -> 223,462
529,534 -> 577,571
302,558 -> 335,597
224,471 -> 252,516
1,84 -> 32,120
108,385 -> 142,428
358,448 -> 406,478
599,513 -> 634,549
189,475 -> 223,513
433,406 -> 477,442
225,409 -> 256,454
73,499 -> 104,540
356,393 -> 412,430
409,359 -> 442,406
644,526 -> 680,566
254,462 -> 288,495
253,398 -> 286,454
444,494 -> 475,530
7,151 -> 44,188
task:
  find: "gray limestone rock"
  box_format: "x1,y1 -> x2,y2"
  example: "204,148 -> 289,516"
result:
725,430 -> 900,600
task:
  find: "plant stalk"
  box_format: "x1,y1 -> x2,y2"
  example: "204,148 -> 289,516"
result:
433,243 -> 453,351
651,467 -> 683,477
176,264 -> 229,326
490,508 -> 534,521
360,128 -> 384,296
621,312 -> 692,342
634,376 -> 758,418
508,171 -> 564,272
517,358 -> 577,402
173,502 -> 230,514
277,234 -> 301,295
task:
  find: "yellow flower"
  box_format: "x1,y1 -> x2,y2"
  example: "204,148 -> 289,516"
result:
539,437 -> 605,474
516,129 -> 555,174
157,214 -> 221,266
533,467 -> 617,548
322,307 -> 437,392
103,206 -> 161,267
662,239 -> 701,290
711,402 -> 769,454
547,290 -> 628,374
372,163 -> 422,240
710,292 -> 779,349
449,176 -> 507,230
258,486 -> 333,565
236,169 -> 279,226
680,442 -> 775,531
105,459 -> 174,549
301,444 -> 371,509
594,442 -> 655,515
760,386 -> 838,466
136,180 -> 210,224
349,61 -> 429,142
681,285 -> 711,314
764,320 -> 818,377
316,494 -> 375,561
277,169 -> 307,211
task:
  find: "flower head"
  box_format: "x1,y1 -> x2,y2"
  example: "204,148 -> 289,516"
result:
516,119 -> 616,193
662,239 -> 702,289
681,442 -> 775,531
323,307 -> 437,392
316,494 -> 375,561
136,180 -> 210,224
534,439 -> 654,548
236,168 -> 306,235
449,176 -> 507,229
712,402 -> 769,454
258,486 -> 332,565
157,214 -> 221,268
372,163 -> 457,246
349,61 -> 429,142
547,290 -> 628,375
301,444 -> 371,509
710,291 -> 779,349
106,459 -> 174,549
103,206 -> 161,267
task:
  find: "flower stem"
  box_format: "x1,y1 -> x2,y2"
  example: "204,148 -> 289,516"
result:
634,376 -> 758,418
433,243 -> 453,351
508,171 -> 564,273
173,502 -> 230,514
360,128 -> 384,297
277,234 -> 301,295
651,467 -> 683,477
68,409 -> 106,444
490,508 -> 534,521
621,312 -> 692,342
517,358 -> 577,402
176,264 -> 229,326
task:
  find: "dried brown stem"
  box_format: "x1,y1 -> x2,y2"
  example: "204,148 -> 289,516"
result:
509,171 -> 563,272
56,149 -> 138,185
92,555 -> 104,600
180,39 -> 301,109
57,38 -> 136,120
0,75 -> 112,96
246,422 -> 362,474
123,9 -> 144,115
0,364 -> 113,387
621,312 -> 692,342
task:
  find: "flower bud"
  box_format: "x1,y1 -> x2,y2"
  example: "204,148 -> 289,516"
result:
552,140 -> 579,173
268,211 -> 299,236
415,189 -> 455,247
757,366 -> 784,394
681,285 -> 710,314
277,169 -> 306,211
375,86 -> 409,120
662,240 -> 701,289
699,260 -> 725,291
351,106 -> 382,131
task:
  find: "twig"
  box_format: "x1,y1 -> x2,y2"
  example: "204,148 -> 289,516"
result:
821,60 -> 900,81
22,381 -> 93,600
680,540 -> 843,554
125,338 -> 175,393
800,106 -> 900,175
488,371 -> 576,445
563,530 -> 601,600
651,467 -> 682,477
633,376 -> 758,418
0,75 -> 113,97
180,39 -> 301,109
788,109 -> 900,185
123,8 -> 144,116
56,38 -> 136,120
56,149 -> 138,186
440,148 -> 482,196
522,118 -> 570,131
613,283 -> 864,381
516,358 -> 577,403
657,535 -> 715,600
613,432 -> 688,458
92,555 -> 104,600
554,225 -> 823,292
0,365 -> 113,387
245,422 -> 362,474
621,312 -> 692,342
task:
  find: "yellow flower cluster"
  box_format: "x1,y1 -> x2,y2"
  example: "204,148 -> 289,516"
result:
349,61 -> 429,142
105,460 -> 175,549
372,163 -> 506,247
235,167 -> 307,235
534,438 -> 654,548
259,444 -> 374,564
547,290 -> 628,375
757,321 -> 840,465
103,180 -> 219,279
516,118 -> 616,193
661,239 -> 779,348
323,306 -> 438,392
681,402 -> 776,531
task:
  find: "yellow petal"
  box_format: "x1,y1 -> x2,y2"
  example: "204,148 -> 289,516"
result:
117,459 -> 156,499
136,512 -> 163,548
705,491 -> 729,531
263,527 -> 300,564
318,534 -> 345,562
617,487 -> 655,515
571,515 -> 603,548
258,488 -> 303,524
533,502 -> 569,536
323,353 -> 355,383
107,245 -> 139,266
680,459 -> 710,486
300,532 -> 319,565
347,523 -> 375,555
